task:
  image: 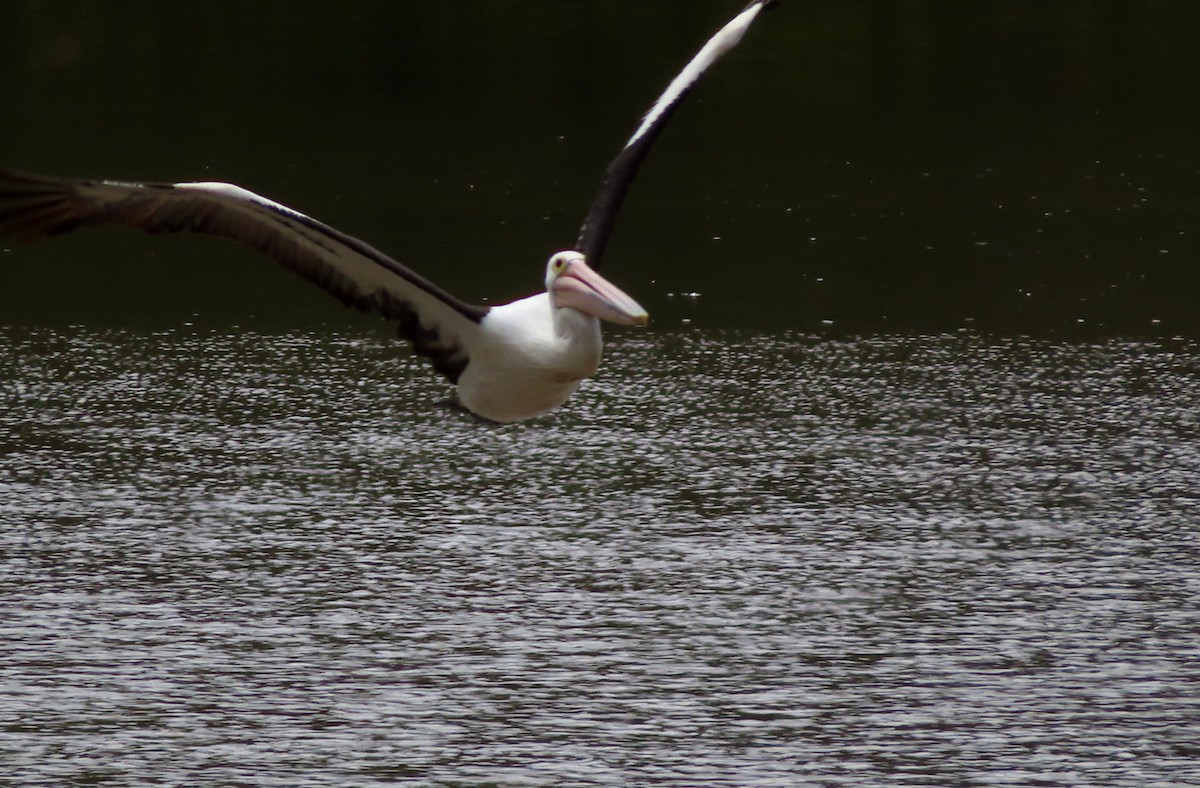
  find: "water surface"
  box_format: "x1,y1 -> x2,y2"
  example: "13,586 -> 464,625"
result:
2,327 -> 1197,785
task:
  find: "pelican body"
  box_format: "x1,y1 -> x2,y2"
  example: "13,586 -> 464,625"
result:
459,251 -> 647,422
0,1 -> 776,423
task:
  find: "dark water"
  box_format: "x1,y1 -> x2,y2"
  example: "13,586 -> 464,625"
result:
2,327 -> 1199,785
5,1 -> 1200,335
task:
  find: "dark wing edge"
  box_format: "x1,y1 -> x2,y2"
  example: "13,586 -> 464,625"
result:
0,167 -> 488,384
574,0 -> 779,271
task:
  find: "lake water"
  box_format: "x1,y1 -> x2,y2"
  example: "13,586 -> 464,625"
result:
5,0 -> 1200,783
2,326 -> 1198,785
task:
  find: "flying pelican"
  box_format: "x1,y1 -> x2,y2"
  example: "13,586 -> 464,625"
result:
0,1 -> 777,423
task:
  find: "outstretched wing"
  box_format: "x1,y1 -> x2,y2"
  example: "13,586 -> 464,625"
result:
575,0 -> 778,271
0,169 -> 490,382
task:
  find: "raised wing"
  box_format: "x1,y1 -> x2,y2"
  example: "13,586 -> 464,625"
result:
575,0 -> 778,271
0,169 -> 490,382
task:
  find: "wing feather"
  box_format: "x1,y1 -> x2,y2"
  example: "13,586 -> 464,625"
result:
0,168 -> 489,383
575,0 -> 778,270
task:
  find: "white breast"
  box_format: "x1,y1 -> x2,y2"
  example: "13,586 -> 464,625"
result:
455,294 -> 604,423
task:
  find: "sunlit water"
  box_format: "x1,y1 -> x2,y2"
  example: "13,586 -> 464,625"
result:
1,326 -> 1198,786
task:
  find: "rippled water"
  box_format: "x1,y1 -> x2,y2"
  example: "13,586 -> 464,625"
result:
2,326 -> 1199,786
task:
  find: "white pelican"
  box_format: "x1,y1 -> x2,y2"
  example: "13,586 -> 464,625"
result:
0,1 -> 777,423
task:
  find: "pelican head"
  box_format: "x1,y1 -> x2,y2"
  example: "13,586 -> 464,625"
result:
546,251 -> 648,326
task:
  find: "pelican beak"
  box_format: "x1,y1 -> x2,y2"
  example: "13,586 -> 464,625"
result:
553,259 -> 649,326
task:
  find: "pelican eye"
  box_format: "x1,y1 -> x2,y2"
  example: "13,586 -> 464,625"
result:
552,257 -> 569,274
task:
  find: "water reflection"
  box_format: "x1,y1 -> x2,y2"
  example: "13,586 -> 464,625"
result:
1,326 -> 1197,784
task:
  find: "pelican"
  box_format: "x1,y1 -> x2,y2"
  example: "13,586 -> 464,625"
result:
0,1 -> 777,423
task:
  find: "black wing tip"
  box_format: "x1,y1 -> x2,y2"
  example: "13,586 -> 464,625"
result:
0,166 -> 66,194
1,172 -> 170,241
0,167 -> 77,242
0,166 -> 120,192
0,166 -> 56,181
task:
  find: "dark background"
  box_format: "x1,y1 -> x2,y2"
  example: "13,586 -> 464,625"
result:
3,1 -> 1200,336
